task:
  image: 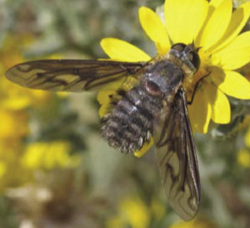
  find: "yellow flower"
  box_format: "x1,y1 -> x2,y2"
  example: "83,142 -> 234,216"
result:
0,141 -> 29,190
21,141 -> 79,170
237,149 -> 250,168
99,0 -> 250,136
0,109 -> 30,139
0,35 -> 63,110
150,199 -> 165,220
106,196 -> 150,228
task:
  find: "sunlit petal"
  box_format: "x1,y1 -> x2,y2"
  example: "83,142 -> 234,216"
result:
97,90 -> 112,105
211,1 -> 250,53
211,31 -> 250,70
210,0 -> 226,8
101,38 -> 151,62
97,90 -> 118,118
188,84 -> 211,133
196,0 -> 232,50
205,81 -> 230,124
0,109 -> 29,138
98,104 -> 109,118
210,68 -> 250,99
139,7 -> 170,55
165,0 -> 208,44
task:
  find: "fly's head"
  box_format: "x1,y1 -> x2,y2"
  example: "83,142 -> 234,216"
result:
168,43 -> 200,78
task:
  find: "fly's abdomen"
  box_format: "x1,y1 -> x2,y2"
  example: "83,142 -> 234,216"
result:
101,85 -> 162,153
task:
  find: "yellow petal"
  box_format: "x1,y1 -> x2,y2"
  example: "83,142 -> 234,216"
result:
97,90 -> 120,118
0,109 -> 29,139
98,105 -> 108,118
22,141 -> 73,170
196,0 -> 232,50
165,0 -> 209,44
101,38 -> 151,62
210,0 -> 226,8
139,7 -> 170,55
205,81 -> 230,124
97,77 -> 139,118
188,84 -> 211,133
210,68 -> 250,99
211,31 -> 250,70
119,197 -> 150,228
97,90 -> 113,105
134,138 -> 154,158
211,1 -> 250,53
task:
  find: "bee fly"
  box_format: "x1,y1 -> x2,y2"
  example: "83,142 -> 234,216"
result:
6,43 -> 201,221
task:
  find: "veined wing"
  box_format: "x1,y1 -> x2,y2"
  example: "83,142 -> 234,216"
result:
153,87 -> 200,221
6,59 -> 146,91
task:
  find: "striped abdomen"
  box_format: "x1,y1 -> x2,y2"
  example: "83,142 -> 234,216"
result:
101,85 -> 163,153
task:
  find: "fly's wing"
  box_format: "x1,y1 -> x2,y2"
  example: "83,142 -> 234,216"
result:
153,87 -> 200,221
6,59 -> 146,91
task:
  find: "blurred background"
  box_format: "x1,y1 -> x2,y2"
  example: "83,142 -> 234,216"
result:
0,0 -> 250,228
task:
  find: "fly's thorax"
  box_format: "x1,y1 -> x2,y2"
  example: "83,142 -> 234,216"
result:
142,60 -> 184,100
101,84 -> 163,153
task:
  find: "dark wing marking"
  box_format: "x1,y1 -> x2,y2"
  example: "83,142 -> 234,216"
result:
6,59 -> 146,91
153,87 -> 200,221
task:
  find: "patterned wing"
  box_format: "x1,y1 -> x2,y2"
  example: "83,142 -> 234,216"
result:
6,59 -> 146,91
153,87 -> 200,221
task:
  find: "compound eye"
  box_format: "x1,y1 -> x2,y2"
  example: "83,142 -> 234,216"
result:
171,43 -> 186,52
187,52 -> 194,61
187,51 -> 200,69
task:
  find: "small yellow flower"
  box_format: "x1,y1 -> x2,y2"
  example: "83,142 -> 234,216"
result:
0,141 -> 28,190
0,35 -> 63,110
150,199 -> 165,220
106,196 -> 150,228
21,141 -> 79,170
99,0 -> 250,135
0,109 -> 30,139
